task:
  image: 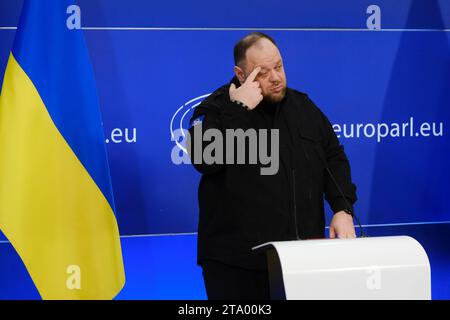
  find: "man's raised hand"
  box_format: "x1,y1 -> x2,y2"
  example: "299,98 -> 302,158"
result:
229,66 -> 263,110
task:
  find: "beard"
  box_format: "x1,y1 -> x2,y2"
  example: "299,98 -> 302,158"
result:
262,85 -> 287,104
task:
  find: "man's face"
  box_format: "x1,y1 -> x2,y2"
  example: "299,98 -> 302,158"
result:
237,39 -> 287,104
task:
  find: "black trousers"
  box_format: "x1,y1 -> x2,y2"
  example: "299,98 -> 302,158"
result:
201,260 -> 271,300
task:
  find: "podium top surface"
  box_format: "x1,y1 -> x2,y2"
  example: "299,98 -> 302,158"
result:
253,236 -> 431,300
253,236 -> 430,270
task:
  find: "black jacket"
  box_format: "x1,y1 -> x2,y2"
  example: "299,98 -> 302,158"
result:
188,77 -> 357,270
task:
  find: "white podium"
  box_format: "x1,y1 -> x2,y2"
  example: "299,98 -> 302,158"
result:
253,236 -> 431,300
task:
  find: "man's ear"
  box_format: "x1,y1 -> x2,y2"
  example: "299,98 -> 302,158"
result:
233,66 -> 246,84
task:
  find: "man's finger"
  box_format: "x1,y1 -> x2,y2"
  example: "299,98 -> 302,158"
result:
329,227 -> 336,239
348,227 -> 356,238
229,83 -> 236,92
245,66 -> 262,83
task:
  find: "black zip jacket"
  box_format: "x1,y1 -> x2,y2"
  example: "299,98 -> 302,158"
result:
188,77 -> 357,270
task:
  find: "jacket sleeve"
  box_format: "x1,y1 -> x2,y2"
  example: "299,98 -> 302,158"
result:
187,95 -> 252,175
315,102 -> 357,214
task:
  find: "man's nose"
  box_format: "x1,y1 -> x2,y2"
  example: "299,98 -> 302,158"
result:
269,69 -> 280,83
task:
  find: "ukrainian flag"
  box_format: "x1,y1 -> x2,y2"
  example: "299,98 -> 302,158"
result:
0,1 -> 125,299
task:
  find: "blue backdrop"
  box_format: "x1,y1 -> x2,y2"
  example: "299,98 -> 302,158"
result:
0,0 -> 449,299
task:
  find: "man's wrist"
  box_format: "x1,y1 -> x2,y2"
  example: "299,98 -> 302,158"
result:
231,99 -> 250,110
333,209 -> 353,217
342,209 -> 354,217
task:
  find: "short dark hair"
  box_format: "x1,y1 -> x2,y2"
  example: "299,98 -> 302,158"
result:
233,32 -> 278,67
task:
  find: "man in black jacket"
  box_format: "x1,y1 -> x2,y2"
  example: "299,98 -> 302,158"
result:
187,32 -> 357,299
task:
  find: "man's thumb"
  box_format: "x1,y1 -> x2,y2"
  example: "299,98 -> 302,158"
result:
229,83 -> 236,92
329,227 -> 336,239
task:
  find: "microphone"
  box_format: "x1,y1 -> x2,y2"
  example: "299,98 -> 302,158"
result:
312,144 -> 366,238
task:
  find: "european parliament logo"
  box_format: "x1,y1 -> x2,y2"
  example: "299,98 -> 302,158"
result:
170,93 -> 211,155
